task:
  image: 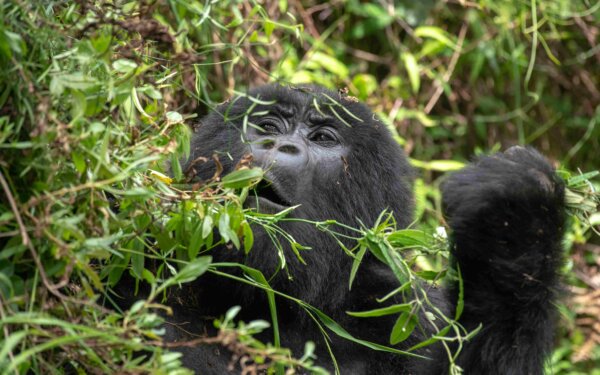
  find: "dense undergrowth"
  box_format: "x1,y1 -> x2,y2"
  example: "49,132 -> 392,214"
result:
0,1 -> 599,374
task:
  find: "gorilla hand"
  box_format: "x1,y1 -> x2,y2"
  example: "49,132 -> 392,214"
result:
441,146 -> 565,375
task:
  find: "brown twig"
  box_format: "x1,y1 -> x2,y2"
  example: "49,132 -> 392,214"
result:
305,2 -> 337,16
0,170 -> 64,296
348,47 -> 393,64
0,170 -> 109,310
0,171 -> 30,246
573,17 -> 600,65
424,23 -> 468,114
291,0 -> 321,39
443,0 -> 482,8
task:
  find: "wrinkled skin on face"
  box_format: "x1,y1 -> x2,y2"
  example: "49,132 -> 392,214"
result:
246,98 -> 350,212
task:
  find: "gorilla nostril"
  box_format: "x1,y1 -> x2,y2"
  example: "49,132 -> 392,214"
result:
261,139 -> 275,149
278,144 -> 299,154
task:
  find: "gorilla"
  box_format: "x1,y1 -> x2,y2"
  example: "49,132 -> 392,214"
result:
154,84 -> 565,374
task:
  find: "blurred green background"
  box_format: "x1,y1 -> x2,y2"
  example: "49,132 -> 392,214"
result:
0,0 -> 598,373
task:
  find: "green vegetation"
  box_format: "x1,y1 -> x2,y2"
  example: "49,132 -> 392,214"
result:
0,1 -> 598,374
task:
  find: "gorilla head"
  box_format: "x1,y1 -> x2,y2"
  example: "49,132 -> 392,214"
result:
186,84 -> 413,307
190,84 -> 413,222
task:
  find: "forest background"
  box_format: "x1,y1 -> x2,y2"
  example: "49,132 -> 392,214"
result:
0,0 -> 599,374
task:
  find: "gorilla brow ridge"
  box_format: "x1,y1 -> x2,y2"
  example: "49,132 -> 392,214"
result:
306,110 -> 335,127
262,100 -> 336,128
269,103 -> 295,119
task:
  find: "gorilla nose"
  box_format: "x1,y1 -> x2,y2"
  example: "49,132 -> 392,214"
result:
252,139 -> 307,169
277,143 -> 300,154
259,140 -> 300,154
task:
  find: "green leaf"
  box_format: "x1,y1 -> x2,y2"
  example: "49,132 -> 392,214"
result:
166,111 -> 183,124
306,305 -> 424,358
352,74 -> 377,100
142,269 -> 155,284
112,59 -> 138,73
390,312 -> 417,345
232,264 -> 281,347
0,330 -> 28,366
567,171 -> 599,186
410,159 -> 465,171
149,169 -> 173,185
290,242 -> 307,264
221,167 -> 263,189
0,142 -> 33,149
170,153 -> 182,181
408,324 -> 452,351
264,20 -> 275,38
83,232 -> 125,256
202,215 -> 214,239
0,29 -> 26,57
89,122 -> 105,134
115,187 -> 153,198
225,305 -> 242,323
309,51 -> 349,79
245,319 -> 270,332
228,228 -> 240,250
131,252 -> 144,279
71,152 -> 86,174
416,270 -> 445,280
50,73 -> 99,96
249,30 -> 259,42
347,303 -> 412,318
242,221 -> 254,254
188,221 -> 204,259
348,245 -> 367,290
414,26 -> 457,50
153,231 -> 176,253
107,252 -> 131,286
129,300 -> 145,315
387,229 -> 433,248
161,256 -> 212,290
160,352 -> 183,364
137,85 -> 162,100
402,53 -> 420,94
0,272 -> 13,299
455,264 -> 464,320
218,212 -> 231,243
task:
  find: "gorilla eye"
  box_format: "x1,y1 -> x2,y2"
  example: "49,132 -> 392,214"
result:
258,119 -> 281,134
310,129 -> 338,146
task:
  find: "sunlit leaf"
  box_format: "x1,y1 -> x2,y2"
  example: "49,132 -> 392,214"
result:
347,303 -> 412,318
414,26 -> 457,50
390,312 -> 417,345
402,53 -> 420,94
221,167 -> 264,189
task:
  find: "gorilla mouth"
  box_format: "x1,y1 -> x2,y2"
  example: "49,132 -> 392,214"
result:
253,180 -> 290,209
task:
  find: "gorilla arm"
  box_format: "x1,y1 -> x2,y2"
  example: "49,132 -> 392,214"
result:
440,146 -> 565,374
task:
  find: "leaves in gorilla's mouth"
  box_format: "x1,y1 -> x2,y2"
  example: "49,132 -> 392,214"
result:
254,180 -> 290,207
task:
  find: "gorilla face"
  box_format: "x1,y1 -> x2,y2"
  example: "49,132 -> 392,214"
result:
190,85 -> 413,224
186,85 -> 413,306
247,102 -> 350,214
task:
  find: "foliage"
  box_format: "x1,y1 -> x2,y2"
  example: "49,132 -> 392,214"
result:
0,0 -> 599,374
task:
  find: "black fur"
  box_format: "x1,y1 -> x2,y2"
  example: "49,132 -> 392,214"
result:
145,85 -> 566,374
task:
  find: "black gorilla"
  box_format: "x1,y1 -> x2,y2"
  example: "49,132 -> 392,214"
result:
161,84 -> 565,374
